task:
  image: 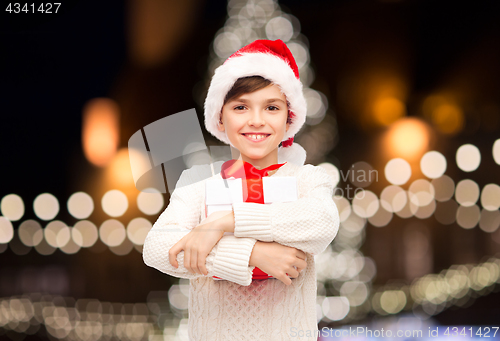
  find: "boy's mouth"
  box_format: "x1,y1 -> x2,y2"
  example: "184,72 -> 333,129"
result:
241,133 -> 271,142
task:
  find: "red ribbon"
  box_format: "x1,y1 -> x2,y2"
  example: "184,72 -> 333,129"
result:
215,159 -> 287,280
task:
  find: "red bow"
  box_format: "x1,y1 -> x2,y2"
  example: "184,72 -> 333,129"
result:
221,159 -> 286,179
221,159 -> 287,204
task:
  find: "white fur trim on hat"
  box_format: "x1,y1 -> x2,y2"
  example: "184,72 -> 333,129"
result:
204,52 -> 307,145
278,142 -> 307,166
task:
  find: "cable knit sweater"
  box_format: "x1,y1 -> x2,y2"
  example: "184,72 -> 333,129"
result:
142,161 -> 339,341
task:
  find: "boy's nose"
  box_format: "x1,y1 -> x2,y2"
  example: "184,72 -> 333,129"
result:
248,110 -> 266,126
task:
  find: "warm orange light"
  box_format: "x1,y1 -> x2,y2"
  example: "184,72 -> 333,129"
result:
385,117 -> 430,160
106,148 -> 135,189
422,94 -> 464,135
432,104 -> 464,135
373,97 -> 406,126
82,98 -> 120,167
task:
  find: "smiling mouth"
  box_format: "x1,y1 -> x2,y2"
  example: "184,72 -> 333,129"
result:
241,134 -> 271,142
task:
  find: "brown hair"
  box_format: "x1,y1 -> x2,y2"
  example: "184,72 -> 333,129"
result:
221,76 -> 292,125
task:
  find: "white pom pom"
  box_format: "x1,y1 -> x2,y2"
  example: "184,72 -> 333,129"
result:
278,142 -> 307,166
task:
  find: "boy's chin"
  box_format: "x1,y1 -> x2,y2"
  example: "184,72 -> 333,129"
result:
242,151 -> 275,161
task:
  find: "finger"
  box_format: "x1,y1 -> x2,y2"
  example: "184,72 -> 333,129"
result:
184,247 -> 192,273
294,259 -> 308,273
199,252 -> 208,276
295,250 -> 307,260
190,249 -> 200,275
278,273 -> 292,286
169,243 -> 182,268
286,267 -> 300,278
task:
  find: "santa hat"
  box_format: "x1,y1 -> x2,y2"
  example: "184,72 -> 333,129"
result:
204,39 -> 307,166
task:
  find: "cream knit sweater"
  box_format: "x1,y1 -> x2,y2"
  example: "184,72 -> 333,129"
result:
142,161 -> 340,341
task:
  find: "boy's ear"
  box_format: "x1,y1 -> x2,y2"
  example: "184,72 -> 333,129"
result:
217,114 -> 225,132
286,121 -> 290,132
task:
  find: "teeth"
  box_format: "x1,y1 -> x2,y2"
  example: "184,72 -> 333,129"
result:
247,134 -> 268,140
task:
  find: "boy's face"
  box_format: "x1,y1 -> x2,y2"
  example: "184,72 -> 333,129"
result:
218,83 -> 290,168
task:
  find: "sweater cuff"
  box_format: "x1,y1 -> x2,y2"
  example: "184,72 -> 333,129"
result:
213,235 -> 257,286
232,202 -> 273,242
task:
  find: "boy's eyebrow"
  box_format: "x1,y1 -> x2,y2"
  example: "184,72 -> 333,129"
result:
233,98 -> 286,104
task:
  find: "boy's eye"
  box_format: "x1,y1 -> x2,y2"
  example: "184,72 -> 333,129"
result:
267,106 -> 279,111
234,105 -> 246,110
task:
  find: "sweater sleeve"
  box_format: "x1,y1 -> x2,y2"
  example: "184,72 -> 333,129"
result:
231,165 -> 340,256
142,165 -> 257,286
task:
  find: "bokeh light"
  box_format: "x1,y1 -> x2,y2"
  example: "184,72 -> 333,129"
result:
72,221 -> 99,248
18,220 -> 43,247
287,42 -> 308,69
368,205 -> 393,227
348,162 -> 376,188
380,290 -> 406,314
100,219 -> 126,247
34,237 -> 56,255
82,98 -> 120,167
127,218 -> 152,246
60,233 -> 81,255
168,283 -> 189,311
44,221 -> 70,248
385,158 -> 411,185
456,144 -> 481,172
339,281 -> 368,307
481,184 -> 500,211
107,148 -> 137,188
303,88 -> 327,125
455,179 -> 479,207
420,151 -> 447,179
1,194 -> 25,221
431,175 -> 455,202
380,185 -> 407,213
109,237 -> 134,256
372,97 -> 405,126
265,16 -> 293,42
413,200 -> 436,219
479,209 -> 500,233
431,103 -> 464,135
456,205 -> 480,229
322,296 -> 350,321
352,190 -> 379,218
33,193 -> 60,221
0,216 -> 14,243
384,118 -> 430,159
493,139 -> 500,165
333,197 -> 351,222
408,179 -> 435,207
395,192 -> 417,219
67,192 -> 94,219
102,190 -> 128,217
137,189 -> 164,216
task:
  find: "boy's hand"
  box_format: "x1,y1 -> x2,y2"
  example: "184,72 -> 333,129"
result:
169,211 -> 231,275
249,241 -> 307,285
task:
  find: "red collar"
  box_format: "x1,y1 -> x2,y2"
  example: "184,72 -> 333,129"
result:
221,159 -> 287,179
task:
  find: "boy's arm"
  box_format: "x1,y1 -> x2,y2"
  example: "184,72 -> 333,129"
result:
142,166 -> 257,286
228,165 -> 340,256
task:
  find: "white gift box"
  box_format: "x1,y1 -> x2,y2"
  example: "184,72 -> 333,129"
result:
205,177 -> 298,218
205,176 -> 298,281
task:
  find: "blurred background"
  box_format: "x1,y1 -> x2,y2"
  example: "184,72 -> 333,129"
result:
1,0 -> 500,340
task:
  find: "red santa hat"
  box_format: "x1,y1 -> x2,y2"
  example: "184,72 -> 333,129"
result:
204,39 -> 307,166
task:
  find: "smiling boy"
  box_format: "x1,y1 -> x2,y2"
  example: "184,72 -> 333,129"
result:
142,39 -> 339,341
